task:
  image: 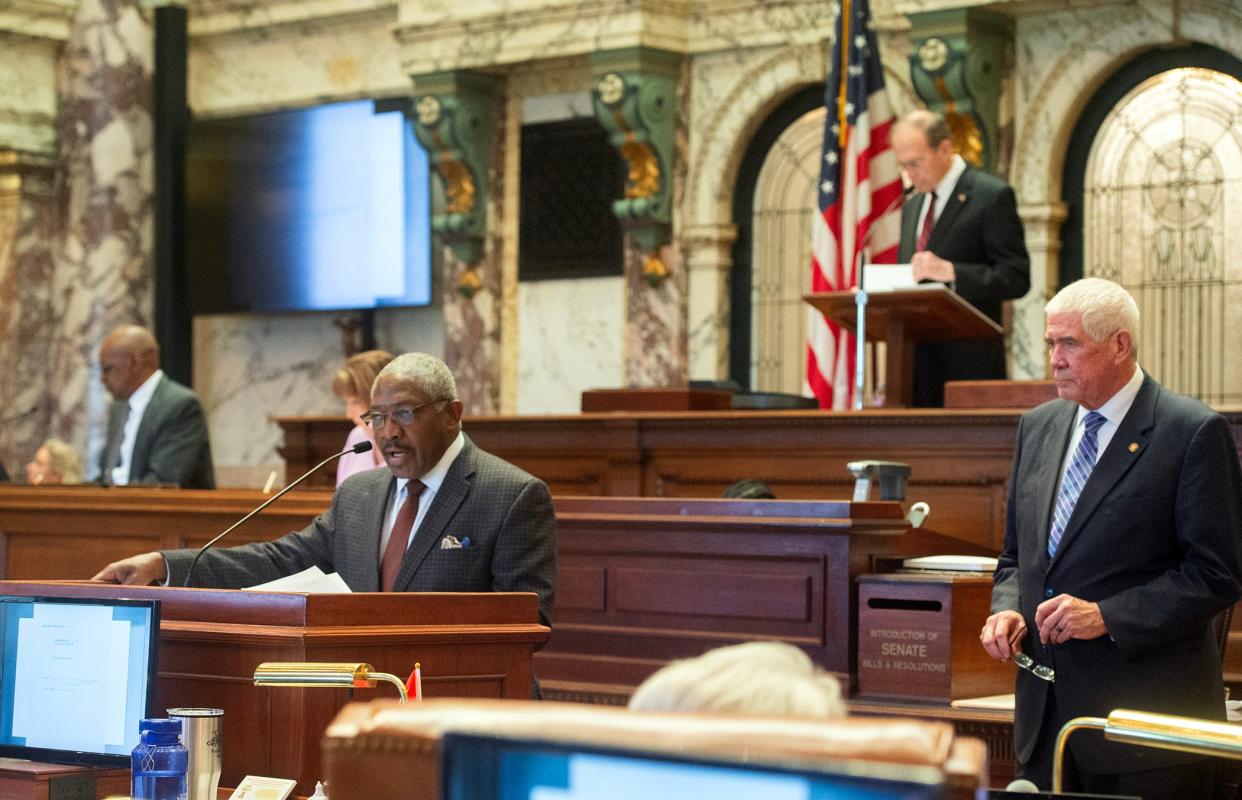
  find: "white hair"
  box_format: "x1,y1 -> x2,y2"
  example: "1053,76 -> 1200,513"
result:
627,642 -> 846,719
374,353 -> 458,401
1045,278 -> 1139,356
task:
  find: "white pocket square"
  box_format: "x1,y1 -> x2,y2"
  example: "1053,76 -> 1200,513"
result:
439,535 -> 464,549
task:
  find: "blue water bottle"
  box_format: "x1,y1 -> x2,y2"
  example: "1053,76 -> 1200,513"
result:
131,718 -> 189,800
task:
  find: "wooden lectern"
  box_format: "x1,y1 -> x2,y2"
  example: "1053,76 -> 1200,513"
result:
804,287 -> 1002,408
0,581 -> 549,797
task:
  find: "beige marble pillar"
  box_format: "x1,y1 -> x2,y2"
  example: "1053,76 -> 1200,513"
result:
1011,202 -> 1067,380
683,223 -> 737,381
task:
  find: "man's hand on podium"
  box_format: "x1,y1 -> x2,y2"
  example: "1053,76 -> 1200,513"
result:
979,609 -> 1027,661
911,251 -> 955,284
92,552 -> 167,585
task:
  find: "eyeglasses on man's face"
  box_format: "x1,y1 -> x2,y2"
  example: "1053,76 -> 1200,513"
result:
360,398 -> 450,429
1013,651 -> 1055,683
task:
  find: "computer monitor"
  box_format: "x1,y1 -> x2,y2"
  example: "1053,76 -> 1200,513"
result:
441,732 -> 945,800
0,595 -> 160,766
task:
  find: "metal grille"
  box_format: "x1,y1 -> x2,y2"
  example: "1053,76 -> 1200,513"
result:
519,118 -> 624,281
750,107 -> 823,395
1084,67 -> 1242,406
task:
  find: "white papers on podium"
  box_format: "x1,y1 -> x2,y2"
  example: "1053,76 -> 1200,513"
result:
863,263 -> 917,292
243,566 -> 352,593
950,693 -> 1015,711
901,554 -> 999,573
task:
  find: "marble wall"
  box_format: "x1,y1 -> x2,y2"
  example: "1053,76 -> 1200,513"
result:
8,0 -> 1240,480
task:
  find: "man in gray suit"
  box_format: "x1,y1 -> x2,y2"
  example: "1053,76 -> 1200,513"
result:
980,278 -> 1242,796
97,324 -> 215,488
93,352 -> 557,628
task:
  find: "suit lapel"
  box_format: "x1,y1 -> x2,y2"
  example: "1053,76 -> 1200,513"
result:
350,471 -> 393,592
1035,404 -> 1077,564
927,168 -> 973,252
391,439 -> 476,592
1049,376 -> 1156,569
900,197 -> 922,261
129,375 -> 168,479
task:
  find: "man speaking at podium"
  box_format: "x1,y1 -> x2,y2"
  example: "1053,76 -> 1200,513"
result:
93,353 -> 557,628
980,279 -> 1242,797
892,110 -> 1030,407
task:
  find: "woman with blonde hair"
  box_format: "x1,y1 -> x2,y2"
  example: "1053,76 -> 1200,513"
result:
26,438 -> 84,485
331,349 -> 394,483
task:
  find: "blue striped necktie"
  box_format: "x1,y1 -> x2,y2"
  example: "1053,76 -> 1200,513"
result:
1048,411 -> 1107,558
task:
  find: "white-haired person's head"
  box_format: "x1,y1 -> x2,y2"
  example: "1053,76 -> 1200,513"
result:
627,641 -> 846,719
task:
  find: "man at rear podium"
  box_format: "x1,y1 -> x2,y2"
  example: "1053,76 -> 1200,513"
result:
980,279 -> 1242,797
892,110 -> 1031,407
93,353 -> 557,629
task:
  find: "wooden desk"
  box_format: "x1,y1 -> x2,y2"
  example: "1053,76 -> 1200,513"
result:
0,581 -> 547,797
280,409 -> 1026,551
537,496 -> 989,700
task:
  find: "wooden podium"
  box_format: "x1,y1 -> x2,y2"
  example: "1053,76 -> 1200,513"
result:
804,287 -> 1003,408
0,581 -> 549,797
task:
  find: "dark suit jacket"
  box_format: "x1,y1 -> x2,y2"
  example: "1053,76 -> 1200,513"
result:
898,166 -> 1030,406
163,436 -> 557,626
992,374 -> 1242,773
103,375 -> 215,488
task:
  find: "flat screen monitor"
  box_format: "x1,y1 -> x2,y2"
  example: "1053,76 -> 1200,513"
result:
441,732 -> 945,800
0,596 -> 159,766
185,98 -> 433,314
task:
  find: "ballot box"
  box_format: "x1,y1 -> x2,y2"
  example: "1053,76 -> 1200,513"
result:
857,571 -> 1012,703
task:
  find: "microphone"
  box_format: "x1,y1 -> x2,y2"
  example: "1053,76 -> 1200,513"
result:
0,405 -> 38,426
1004,778 -> 1041,793
183,440 -> 373,587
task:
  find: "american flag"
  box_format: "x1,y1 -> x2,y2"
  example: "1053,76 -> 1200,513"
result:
807,0 -> 902,409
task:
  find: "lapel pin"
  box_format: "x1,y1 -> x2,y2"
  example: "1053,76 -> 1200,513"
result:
957,193 -> 967,203
1128,442 -> 1139,453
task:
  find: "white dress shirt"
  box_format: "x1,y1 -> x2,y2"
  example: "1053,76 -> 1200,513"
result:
916,153 -> 968,234
112,370 -> 163,486
377,430 -> 466,558
1055,364 -> 1143,485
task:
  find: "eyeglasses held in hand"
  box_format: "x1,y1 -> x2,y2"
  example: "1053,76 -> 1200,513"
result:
1013,651 -> 1055,682
360,398 -> 451,429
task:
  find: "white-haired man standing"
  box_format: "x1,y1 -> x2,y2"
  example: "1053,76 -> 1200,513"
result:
980,278 -> 1242,796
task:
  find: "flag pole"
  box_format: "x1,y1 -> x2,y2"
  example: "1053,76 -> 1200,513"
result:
854,252 -> 867,410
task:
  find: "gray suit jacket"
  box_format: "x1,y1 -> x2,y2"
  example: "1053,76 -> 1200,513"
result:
898,166 -> 1030,406
103,375 -> 215,488
992,374 -> 1242,772
164,436 -> 557,626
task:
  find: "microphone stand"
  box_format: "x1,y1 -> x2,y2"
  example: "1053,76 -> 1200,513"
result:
183,442 -> 371,587
850,186 -> 912,411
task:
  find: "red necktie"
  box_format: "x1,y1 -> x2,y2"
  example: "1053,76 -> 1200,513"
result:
380,480 -> 424,592
916,191 -> 937,252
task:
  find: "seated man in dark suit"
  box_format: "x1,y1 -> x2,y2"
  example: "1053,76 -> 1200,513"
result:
97,324 -> 215,488
893,110 -> 1031,407
92,352 -> 557,628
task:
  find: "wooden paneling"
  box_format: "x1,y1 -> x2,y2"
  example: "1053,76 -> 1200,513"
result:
537,497 -> 989,696
279,409 -> 1242,555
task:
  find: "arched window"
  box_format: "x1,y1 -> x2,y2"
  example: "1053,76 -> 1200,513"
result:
1083,67 -> 1242,404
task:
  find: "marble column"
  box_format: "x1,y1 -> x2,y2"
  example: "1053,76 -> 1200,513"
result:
684,223 -> 737,381
0,152 -> 58,474
1012,202 -> 1067,380
441,82 -> 505,416
48,0 -> 156,471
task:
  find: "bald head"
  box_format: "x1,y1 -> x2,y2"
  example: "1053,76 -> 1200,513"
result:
100,325 -> 160,400
892,109 -> 956,194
